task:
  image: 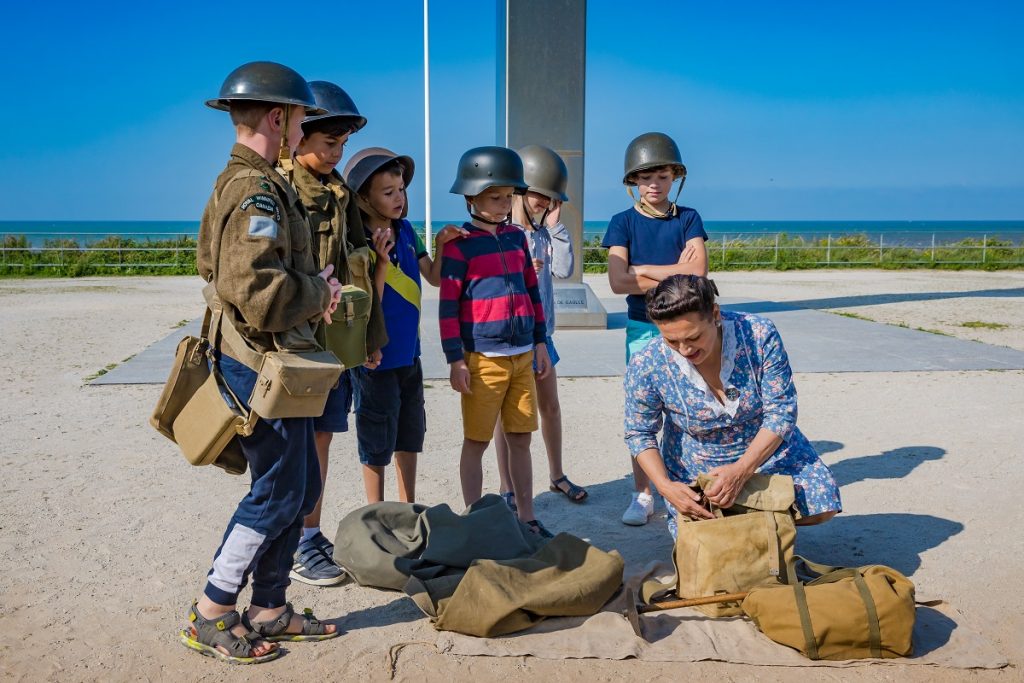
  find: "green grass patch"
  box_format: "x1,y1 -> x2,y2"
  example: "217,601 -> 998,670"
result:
960,321 -> 1009,330
831,311 -> 874,321
84,362 -> 119,381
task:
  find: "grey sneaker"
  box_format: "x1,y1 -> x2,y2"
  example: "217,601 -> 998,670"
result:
622,492 -> 654,526
290,538 -> 347,587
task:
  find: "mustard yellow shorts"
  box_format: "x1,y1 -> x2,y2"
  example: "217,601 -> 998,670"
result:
461,351 -> 538,442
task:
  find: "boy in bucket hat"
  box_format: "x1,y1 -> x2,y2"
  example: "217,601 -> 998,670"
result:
284,80 -> 389,587
342,147 -> 465,505
601,132 -> 709,526
182,61 -> 340,664
439,146 -> 554,538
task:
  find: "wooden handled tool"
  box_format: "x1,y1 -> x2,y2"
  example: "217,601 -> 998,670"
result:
638,591 -> 749,613
623,587 -> 750,638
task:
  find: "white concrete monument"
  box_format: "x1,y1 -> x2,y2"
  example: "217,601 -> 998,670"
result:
496,0 -> 607,328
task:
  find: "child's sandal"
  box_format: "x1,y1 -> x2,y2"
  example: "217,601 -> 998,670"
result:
550,475 -> 588,503
243,602 -> 339,643
179,601 -> 279,665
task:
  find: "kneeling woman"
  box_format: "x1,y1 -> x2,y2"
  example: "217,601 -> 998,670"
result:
624,275 -> 840,537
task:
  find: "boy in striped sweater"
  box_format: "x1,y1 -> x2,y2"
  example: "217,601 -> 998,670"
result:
439,146 -> 553,537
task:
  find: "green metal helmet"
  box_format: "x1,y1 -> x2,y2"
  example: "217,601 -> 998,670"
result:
342,147 -> 415,195
303,81 -> 367,133
449,146 -> 527,196
205,61 -> 325,115
623,132 -> 686,185
518,145 -> 569,202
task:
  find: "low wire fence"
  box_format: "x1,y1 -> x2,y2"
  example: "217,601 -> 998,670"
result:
581,232 -> 1024,272
2,231 -> 1023,277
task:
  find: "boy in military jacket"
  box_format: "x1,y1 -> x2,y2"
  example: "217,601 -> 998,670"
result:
181,62 -> 341,665
284,80 -> 388,586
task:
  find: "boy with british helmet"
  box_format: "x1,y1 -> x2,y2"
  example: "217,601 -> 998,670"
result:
183,61 -> 341,664
284,80 -> 389,587
439,146 -> 553,537
601,132 -> 709,526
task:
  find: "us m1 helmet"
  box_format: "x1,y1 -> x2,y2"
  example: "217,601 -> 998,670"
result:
449,146 -> 527,196
302,81 -> 367,133
518,145 -> 569,202
205,61 -> 325,115
622,132 -> 686,185
342,147 -> 415,195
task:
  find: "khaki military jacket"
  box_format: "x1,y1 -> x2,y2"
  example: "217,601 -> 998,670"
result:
288,161 -> 388,354
197,144 -> 330,354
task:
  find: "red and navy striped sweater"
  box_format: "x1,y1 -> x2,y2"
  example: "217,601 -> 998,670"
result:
439,222 -> 546,363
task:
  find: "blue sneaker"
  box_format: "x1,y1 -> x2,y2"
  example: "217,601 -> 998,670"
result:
290,538 -> 347,587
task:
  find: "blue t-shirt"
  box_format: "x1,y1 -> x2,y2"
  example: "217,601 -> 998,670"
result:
602,206 -> 708,322
372,219 -> 428,370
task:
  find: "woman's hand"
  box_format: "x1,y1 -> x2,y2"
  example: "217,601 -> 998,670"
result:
661,480 -> 716,521
449,360 -> 471,394
703,461 -> 755,509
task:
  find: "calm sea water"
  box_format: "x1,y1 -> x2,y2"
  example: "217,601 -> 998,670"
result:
3,219 -> 1023,246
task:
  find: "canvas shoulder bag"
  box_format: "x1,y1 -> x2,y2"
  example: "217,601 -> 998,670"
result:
150,308 -> 213,442
642,473 -> 798,617
742,556 -> 916,660
150,305 -> 250,475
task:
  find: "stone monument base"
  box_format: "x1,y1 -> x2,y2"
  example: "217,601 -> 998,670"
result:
552,282 -> 607,329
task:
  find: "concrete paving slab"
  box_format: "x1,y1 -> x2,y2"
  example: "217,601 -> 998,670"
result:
93,292 -> 1024,385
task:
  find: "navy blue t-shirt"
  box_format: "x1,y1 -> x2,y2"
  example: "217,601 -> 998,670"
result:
601,206 -> 708,322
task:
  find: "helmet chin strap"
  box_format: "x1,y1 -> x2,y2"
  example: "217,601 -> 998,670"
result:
278,106 -> 293,182
467,198 -> 510,226
355,194 -> 393,225
627,176 -> 686,219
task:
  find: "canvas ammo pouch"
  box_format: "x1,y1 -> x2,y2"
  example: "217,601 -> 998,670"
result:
248,346 -> 343,419
741,558 -> 916,660
321,284 -> 371,369
642,473 -> 798,617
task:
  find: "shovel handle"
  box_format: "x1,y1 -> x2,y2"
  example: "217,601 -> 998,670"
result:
637,591 -> 749,614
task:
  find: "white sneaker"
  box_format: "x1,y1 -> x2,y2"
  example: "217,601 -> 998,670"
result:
622,492 -> 654,526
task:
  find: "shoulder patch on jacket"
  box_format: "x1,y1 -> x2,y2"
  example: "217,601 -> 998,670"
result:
240,193 -> 282,222
248,215 -> 279,239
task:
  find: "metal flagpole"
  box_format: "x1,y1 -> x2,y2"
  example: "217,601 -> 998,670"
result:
423,0 -> 433,256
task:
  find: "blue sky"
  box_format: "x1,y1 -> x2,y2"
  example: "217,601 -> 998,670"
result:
1,0 -> 1021,221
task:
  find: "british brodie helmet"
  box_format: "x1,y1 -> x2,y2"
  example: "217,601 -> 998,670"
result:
205,61 -> 324,115
449,146 -> 527,196
303,81 -> 367,133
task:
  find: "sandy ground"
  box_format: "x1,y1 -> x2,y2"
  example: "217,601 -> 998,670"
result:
0,271 -> 1022,682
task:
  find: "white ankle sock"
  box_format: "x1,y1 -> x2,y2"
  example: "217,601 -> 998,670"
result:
636,492 -> 654,506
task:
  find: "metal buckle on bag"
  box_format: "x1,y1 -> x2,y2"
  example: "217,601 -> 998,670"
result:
345,300 -> 355,327
257,375 -> 273,397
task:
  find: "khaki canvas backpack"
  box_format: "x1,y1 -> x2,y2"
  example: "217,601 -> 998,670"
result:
642,473 -> 797,617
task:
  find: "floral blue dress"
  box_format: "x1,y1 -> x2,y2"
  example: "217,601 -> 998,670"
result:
624,311 -> 841,537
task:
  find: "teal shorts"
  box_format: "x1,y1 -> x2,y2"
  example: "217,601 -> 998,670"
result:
625,319 -> 660,364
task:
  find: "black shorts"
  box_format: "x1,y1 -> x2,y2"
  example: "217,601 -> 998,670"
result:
350,358 -> 426,466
